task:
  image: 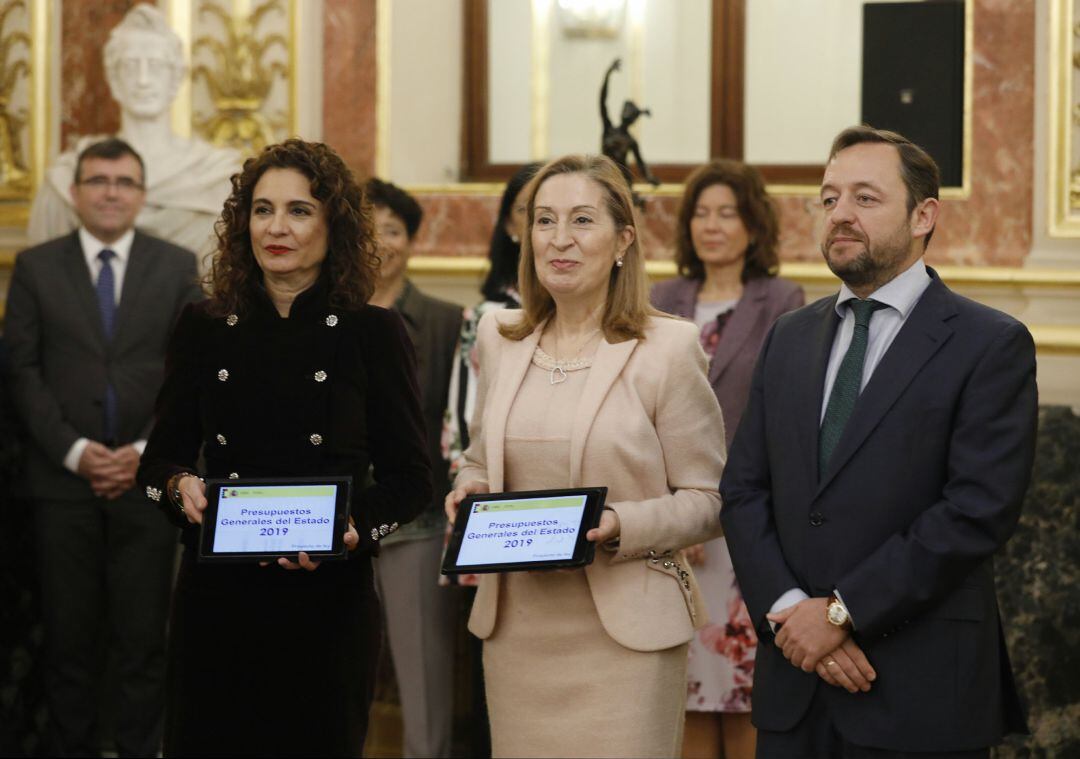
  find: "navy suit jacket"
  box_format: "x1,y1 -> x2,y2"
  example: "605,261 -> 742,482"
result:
5,229 -> 202,499
720,268 -> 1036,752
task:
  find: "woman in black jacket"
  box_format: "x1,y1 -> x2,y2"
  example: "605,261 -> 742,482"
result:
137,139 -> 432,757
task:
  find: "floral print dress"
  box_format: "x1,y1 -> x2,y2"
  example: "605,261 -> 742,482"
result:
686,300 -> 758,713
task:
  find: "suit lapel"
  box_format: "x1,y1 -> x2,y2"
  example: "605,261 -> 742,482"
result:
113,232 -> 152,346
63,231 -> 107,347
708,277 -> 766,386
569,336 -> 637,487
483,320 -> 543,492
670,277 -> 700,319
816,277 -> 956,494
798,297 -> 842,486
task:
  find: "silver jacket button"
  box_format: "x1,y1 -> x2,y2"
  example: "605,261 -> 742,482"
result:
309,433 -> 323,446
228,472 -> 239,479
226,314 -> 239,326
390,522 -> 399,532
313,370 -> 327,383
325,314 -> 338,327
378,524 -> 389,537
217,369 -> 229,382
370,528 -> 379,541
216,434 -> 227,445
145,486 -> 162,502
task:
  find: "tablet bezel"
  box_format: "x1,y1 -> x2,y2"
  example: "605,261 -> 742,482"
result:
198,476 -> 352,563
441,487 -> 607,574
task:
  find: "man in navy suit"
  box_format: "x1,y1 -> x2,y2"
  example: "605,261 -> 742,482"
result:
6,138 -> 202,756
720,126 -> 1036,758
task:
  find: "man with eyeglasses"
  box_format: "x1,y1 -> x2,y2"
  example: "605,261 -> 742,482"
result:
5,137 -> 202,756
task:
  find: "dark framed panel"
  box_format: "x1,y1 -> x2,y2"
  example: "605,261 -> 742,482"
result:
460,0 -> 826,185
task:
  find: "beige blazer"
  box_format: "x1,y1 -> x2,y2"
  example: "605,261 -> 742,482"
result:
457,310 -> 726,652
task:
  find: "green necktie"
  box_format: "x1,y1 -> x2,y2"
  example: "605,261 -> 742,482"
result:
819,299 -> 886,477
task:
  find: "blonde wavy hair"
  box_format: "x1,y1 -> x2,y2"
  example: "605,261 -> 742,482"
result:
499,154 -> 658,343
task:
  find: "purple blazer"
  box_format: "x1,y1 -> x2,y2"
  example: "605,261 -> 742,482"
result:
650,275 -> 804,448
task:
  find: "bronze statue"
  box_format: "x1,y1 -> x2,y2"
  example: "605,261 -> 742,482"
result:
600,58 -> 660,189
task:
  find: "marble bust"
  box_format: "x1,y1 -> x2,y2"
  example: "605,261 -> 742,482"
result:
28,5 -> 241,257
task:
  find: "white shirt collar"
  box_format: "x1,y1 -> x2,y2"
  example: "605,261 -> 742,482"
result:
79,227 -> 135,269
834,258 -> 931,319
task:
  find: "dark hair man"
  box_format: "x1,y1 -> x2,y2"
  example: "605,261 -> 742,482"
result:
5,137 -> 202,755
720,125 -> 1035,758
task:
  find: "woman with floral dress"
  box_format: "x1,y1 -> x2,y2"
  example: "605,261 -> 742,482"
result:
651,160 -> 804,759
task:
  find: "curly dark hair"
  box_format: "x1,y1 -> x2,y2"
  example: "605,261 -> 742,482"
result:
674,160 -> 780,282
206,139 -> 379,316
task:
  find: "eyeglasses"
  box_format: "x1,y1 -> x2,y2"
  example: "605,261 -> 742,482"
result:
78,176 -> 144,192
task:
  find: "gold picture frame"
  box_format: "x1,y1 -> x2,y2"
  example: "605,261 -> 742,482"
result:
1048,0 -> 1080,237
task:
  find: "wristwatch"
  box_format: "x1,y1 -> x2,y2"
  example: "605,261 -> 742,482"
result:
825,592 -> 853,631
168,472 -> 201,513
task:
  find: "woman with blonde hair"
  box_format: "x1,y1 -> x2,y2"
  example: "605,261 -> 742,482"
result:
445,154 -> 726,757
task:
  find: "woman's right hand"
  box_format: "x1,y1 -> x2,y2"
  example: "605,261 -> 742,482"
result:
178,475 -> 209,525
444,480 -> 490,524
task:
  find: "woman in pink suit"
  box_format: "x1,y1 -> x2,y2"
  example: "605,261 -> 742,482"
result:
445,154 -> 726,758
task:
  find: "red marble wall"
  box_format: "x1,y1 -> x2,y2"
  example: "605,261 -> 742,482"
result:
769,0 -> 1035,267
412,194 -> 501,259
54,1 -> 1030,264
403,0 -> 1038,266
323,0 -> 376,179
59,0 -> 138,150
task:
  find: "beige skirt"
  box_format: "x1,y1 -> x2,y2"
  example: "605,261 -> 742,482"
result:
483,568 -> 688,758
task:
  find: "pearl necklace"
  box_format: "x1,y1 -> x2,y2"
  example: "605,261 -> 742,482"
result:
547,327 -> 601,385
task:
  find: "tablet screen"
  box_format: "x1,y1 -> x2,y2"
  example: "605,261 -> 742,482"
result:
457,493 -> 587,566
442,487 -> 607,574
199,477 -> 351,562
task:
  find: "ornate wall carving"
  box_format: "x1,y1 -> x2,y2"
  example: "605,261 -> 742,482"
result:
189,0 -> 294,156
0,0 -> 44,225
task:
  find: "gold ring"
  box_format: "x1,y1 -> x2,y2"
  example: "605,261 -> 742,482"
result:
826,659 -> 838,667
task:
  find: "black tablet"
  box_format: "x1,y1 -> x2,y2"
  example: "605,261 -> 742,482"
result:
441,487 -> 607,574
198,477 -> 352,563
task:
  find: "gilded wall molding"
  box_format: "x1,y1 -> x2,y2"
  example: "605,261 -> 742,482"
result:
400,256 -> 1080,290
0,0 -> 49,227
174,0 -> 298,157
1048,0 -> 1080,237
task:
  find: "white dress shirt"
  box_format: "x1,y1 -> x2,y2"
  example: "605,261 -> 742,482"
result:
63,227 -> 146,473
771,258 -> 933,628
78,226 -> 135,305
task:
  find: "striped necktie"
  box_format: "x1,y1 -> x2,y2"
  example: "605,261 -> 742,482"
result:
818,298 -> 886,477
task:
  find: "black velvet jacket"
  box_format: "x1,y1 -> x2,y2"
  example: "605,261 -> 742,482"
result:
137,278 -> 432,554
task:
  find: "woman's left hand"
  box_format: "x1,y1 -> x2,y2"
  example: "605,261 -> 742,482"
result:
586,508 -> 620,544
262,519 -> 359,572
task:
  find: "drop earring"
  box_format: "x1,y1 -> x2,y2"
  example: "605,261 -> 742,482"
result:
511,234 -> 520,244
615,257 -> 624,268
